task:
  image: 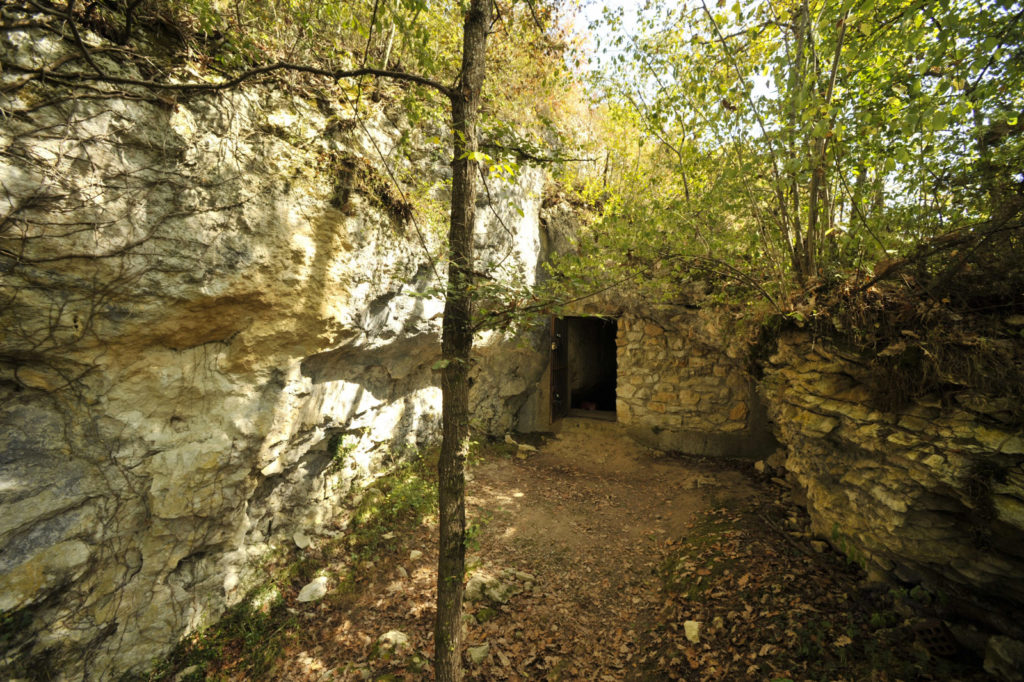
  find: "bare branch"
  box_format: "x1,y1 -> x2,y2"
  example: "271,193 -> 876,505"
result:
3,59 -> 455,99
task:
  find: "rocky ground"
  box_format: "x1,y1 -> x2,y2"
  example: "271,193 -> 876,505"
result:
154,419 -> 994,681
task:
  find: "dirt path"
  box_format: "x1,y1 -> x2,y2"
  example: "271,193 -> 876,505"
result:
181,419 -> 990,681
263,418 -> 756,681
460,419 -> 753,679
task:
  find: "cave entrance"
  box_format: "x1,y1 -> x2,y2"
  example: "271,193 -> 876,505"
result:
550,316 -> 618,422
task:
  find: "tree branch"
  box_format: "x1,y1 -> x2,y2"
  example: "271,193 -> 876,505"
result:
4,58 -> 455,99
480,142 -> 595,164
856,218 -> 1024,293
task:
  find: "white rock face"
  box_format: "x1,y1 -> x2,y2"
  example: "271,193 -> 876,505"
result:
0,21 -> 567,680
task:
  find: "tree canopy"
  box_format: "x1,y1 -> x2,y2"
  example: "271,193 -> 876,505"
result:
555,0 -> 1023,315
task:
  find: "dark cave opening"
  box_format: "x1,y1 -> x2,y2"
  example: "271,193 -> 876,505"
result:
566,316 -> 617,415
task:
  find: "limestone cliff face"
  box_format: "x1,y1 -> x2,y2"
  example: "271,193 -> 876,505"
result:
0,28 -> 554,678
761,332 -> 1024,638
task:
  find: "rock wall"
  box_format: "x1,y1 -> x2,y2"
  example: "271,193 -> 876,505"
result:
0,26 -> 552,679
615,307 -> 775,458
761,331 -> 1024,638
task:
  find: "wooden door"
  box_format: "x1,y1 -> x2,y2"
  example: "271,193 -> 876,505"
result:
550,317 -> 569,422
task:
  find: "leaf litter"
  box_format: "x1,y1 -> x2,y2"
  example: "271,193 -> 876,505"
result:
158,428 -> 991,681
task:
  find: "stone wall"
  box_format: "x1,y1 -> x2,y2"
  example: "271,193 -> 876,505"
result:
0,24 -> 554,679
614,307 -> 775,458
761,331 -> 1024,638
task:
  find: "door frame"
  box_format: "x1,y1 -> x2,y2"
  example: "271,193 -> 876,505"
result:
549,316 -> 569,422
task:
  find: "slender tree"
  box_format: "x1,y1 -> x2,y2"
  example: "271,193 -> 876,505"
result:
435,2 -> 493,679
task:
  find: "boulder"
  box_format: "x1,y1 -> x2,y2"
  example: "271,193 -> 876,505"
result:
296,576 -> 329,603
985,636 -> 1024,682
467,643 -> 490,665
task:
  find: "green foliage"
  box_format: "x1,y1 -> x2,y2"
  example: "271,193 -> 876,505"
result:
473,606 -> 497,623
660,513 -> 742,599
464,512 -> 491,553
145,584 -> 297,681
143,0 -> 580,154
869,609 -> 899,630
570,0 -> 1024,304
346,452 -> 438,563
468,436 -> 518,463
830,522 -> 868,570
327,432 -> 360,471
144,445 -> 438,680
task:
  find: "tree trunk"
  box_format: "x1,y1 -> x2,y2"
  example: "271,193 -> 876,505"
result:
786,0 -> 809,281
435,1 -> 492,680
805,10 -> 848,279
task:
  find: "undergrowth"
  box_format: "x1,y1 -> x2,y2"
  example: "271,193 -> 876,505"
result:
143,587 -> 297,681
345,451 -> 439,566
141,449 -> 440,681
750,276 -> 1024,424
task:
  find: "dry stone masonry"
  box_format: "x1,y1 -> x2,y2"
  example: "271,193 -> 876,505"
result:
615,308 -> 774,459
761,331 -> 1024,642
